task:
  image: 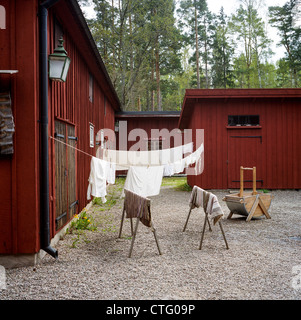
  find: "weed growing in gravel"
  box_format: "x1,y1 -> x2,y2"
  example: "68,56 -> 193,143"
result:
66,208 -> 97,248
70,232 -> 91,248
69,210 -> 97,232
88,178 -> 126,235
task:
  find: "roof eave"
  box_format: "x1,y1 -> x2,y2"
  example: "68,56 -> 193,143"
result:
179,88 -> 301,129
58,0 -> 121,111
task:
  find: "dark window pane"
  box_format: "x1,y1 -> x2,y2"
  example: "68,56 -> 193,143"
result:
228,115 -> 259,126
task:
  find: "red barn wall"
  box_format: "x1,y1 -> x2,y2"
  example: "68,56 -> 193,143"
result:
0,0 -> 40,254
0,0 -> 120,255
47,6 -> 118,238
115,114 -> 181,150
114,113 -> 181,175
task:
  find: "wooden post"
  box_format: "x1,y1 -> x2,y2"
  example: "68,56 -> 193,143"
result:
129,218 -> 140,258
218,221 -> 229,250
246,194 -> 260,222
118,206 -> 125,238
252,166 -> 257,195
151,223 -> 162,255
183,207 -> 192,232
239,166 -> 244,197
130,218 -> 133,236
199,214 -> 208,250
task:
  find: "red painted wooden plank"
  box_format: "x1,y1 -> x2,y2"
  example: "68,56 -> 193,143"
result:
13,0 -> 40,253
0,160 -> 12,253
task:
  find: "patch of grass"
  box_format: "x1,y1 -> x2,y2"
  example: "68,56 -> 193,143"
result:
112,177 -> 126,194
161,177 -> 186,186
92,196 -> 117,208
90,180 -> 125,234
174,182 -> 192,192
161,177 -> 192,192
259,189 -> 271,193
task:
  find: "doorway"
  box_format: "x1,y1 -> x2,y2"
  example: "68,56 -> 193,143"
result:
227,129 -> 263,189
54,120 -> 77,230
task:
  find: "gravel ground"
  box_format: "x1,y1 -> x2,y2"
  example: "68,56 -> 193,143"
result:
1,178 -> 301,300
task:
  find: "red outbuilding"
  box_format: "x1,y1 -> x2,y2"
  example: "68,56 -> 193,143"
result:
115,111 -> 182,150
0,0 -> 120,267
179,89 -> 301,190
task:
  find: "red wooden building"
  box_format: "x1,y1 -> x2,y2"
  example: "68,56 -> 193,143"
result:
0,0 -> 120,267
115,111 -> 181,151
113,111 -> 182,176
179,89 -> 301,190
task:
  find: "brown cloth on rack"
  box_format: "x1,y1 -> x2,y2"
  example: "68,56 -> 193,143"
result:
202,189 -> 210,213
189,186 -> 224,225
124,189 -> 152,227
190,186 -> 210,210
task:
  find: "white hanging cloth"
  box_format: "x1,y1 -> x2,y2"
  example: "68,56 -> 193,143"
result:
87,157 -> 107,203
87,142 -> 203,202
86,157 -> 116,203
101,142 -> 193,168
123,166 -> 164,197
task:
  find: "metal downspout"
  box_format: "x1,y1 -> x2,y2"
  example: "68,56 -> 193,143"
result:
39,0 -> 61,259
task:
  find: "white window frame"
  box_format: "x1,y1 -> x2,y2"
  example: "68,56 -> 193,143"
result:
89,123 -> 94,148
0,6 -> 6,30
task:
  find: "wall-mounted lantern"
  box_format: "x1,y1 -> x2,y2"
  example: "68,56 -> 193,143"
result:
48,37 -> 71,82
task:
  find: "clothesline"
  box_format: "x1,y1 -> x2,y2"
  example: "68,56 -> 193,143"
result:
50,136 -> 93,158
50,135 -> 200,170
100,142 -> 194,168
51,135 -> 204,201
50,135 -> 203,174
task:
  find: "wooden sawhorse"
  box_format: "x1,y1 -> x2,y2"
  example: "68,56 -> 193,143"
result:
183,205 -> 229,250
119,192 -> 162,258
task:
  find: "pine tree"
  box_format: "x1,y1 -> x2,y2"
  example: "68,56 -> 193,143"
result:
84,0 -> 182,110
147,0 -> 182,110
269,0 -> 301,87
177,0 -> 213,89
230,0 -> 273,88
211,7 -> 234,88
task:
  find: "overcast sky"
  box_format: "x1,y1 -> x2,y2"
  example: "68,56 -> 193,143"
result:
207,0 -> 287,15
82,0 -> 289,63
207,0 -> 288,62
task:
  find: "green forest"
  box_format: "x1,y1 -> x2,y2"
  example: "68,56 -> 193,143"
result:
79,0 -> 301,111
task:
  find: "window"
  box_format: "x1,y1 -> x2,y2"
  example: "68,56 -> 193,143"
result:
89,73 -> 94,102
89,123 -> 94,148
148,139 -> 163,151
228,115 -> 260,126
0,5 -> 6,30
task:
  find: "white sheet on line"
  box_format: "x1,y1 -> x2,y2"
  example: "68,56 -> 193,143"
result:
87,157 -> 116,202
87,142 -> 203,202
101,142 -> 193,168
87,157 -> 107,202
